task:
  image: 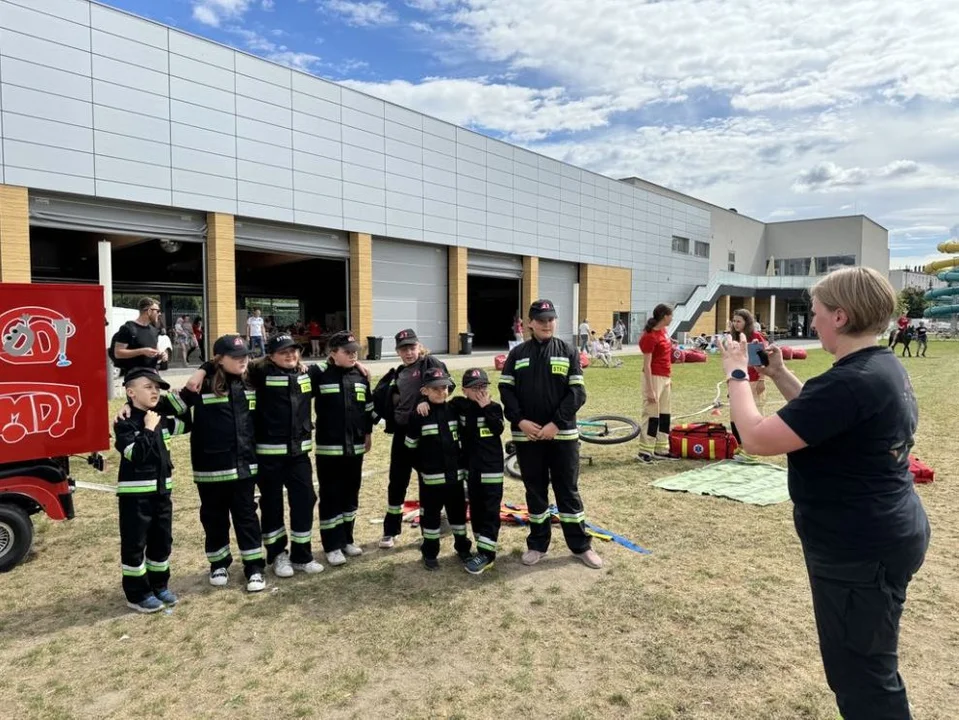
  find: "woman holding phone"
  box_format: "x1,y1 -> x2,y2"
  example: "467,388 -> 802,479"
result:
728,308 -> 766,458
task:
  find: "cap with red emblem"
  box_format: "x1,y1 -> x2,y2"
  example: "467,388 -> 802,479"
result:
529,299 -> 558,320
213,334 -> 252,358
394,328 -> 419,348
422,367 -> 454,389
328,331 -> 360,352
461,368 -> 489,388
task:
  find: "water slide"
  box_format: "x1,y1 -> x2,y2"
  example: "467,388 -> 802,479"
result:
924,240 -> 959,317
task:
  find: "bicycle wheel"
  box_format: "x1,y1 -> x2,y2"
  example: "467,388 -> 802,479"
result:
578,415 -> 641,444
505,452 -> 522,479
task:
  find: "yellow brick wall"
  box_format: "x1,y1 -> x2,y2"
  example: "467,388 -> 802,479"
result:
754,297 -> 771,330
578,263 -> 632,334
521,256 -> 539,333
449,247 -> 468,351
0,185 -> 31,282
349,232 -> 373,355
689,302 -> 717,337
716,295 -> 731,333
206,213 -> 236,340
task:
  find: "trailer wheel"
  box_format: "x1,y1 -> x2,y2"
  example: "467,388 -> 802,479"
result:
0,504 -> 33,573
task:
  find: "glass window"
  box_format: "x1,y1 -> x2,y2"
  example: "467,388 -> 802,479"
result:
727,251 -> 736,272
777,258 -> 812,276
671,235 -> 690,254
694,241 -> 710,258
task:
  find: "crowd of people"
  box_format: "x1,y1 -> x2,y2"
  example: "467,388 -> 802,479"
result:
110,265 -> 929,718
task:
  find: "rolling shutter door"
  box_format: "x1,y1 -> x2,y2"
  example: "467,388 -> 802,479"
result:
372,238 -> 448,354
467,250 -> 523,278
233,219 -> 349,258
538,259 -> 579,339
28,192 -> 205,241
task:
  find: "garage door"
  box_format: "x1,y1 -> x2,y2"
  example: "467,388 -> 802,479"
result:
372,239 -> 448,354
538,259 -> 578,338
234,218 -> 349,258
29,192 -> 206,242
467,250 -> 523,278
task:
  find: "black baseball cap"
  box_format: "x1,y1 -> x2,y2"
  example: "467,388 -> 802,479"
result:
395,328 -> 418,348
266,334 -> 297,354
422,367 -> 454,389
529,299 -> 558,320
123,367 -> 170,390
328,331 -> 360,352
213,334 -> 252,358
462,368 -> 489,388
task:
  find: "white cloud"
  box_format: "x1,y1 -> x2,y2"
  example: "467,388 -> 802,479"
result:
228,27 -> 323,69
191,0 -> 253,27
321,0 -> 397,26
261,0 -> 275,9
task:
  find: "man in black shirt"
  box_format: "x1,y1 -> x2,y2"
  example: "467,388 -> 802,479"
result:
721,267 -> 929,720
113,297 -> 165,377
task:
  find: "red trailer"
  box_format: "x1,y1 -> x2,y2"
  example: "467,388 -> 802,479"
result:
0,283 -> 109,571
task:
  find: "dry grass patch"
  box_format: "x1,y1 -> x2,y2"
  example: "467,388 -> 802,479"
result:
1,343 -> 956,718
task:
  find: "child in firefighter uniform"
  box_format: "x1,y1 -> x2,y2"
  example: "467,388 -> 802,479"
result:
405,367 -> 472,570
309,331 -> 374,566
114,368 -> 191,613
450,368 -> 504,575
179,335 -> 266,592
499,299 -> 603,570
190,334 -> 324,577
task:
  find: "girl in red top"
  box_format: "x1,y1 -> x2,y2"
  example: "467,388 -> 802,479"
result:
638,303 -> 674,461
308,319 -> 322,358
729,308 -> 767,450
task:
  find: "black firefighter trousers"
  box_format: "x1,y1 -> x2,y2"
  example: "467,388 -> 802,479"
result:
196,478 -> 265,579
419,474 -> 471,561
257,454 -> 316,564
383,429 -> 418,538
466,468 -> 503,560
515,439 -> 591,554
802,523 -> 929,720
119,493 -> 172,603
316,453 -> 364,552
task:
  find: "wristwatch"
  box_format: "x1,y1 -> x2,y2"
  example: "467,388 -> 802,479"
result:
727,368 -> 748,382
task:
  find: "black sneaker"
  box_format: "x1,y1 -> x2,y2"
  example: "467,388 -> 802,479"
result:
423,556 -> 440,571
464,554 -> 495,575
456,549 -> 474,564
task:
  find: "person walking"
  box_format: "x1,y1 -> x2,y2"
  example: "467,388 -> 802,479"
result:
513,316 -> 524,343
192,317 -> 205,362
499,299 -> 601,569
637,304 -> 674,461
900,324 -> 914,358
614,318 -> 626,350
916,322 -> 928,357
578,318 -> 591,354
721,266 -> 930,720
247,308 -> 266,358
111,297 -> 165,377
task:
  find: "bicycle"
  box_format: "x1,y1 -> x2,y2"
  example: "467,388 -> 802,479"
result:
504,414 -> 641,478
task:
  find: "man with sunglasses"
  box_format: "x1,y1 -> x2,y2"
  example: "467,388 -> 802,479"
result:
112,297 -> 166,377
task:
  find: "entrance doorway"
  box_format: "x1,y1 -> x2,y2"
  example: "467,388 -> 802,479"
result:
235,249 -> 348,358
467,275 -> 521,350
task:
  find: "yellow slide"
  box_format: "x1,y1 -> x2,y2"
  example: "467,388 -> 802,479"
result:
923,252 -> 959,275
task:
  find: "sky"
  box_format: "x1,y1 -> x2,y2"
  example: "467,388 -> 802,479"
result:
101,0 -> 959,270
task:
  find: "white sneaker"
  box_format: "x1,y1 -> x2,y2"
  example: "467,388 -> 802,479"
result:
246,573 -> 266,593
292,560 -> 325,574
378,535 -> 395,549
209,568 -> 229,587
344,543 -> 363,557
271,551 -> 294,578
326,549 -> 347,566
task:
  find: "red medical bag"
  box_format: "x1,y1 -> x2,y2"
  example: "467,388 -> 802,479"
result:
668,422 -> 739,460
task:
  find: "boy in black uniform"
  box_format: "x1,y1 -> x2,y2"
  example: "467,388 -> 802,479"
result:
310,331 -> 374,566
377,328 -> 447,549
451,369 -> 504,575
114,368 -> 190,612
404,367 -> 472,570
499,299 -> 602,570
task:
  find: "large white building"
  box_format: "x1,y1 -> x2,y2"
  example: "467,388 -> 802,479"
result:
0,0 -> 890,353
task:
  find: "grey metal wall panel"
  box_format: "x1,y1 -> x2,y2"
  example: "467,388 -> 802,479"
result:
170,54 -> 234,92
2,56 -> 91,102
6,166 -> 93,195
91,4 -> 167,50
293,92 -> 340,122
5,0 -> 88,25
234,217 -> 348,258
171,122 -> 235,157
372,238 -> 448,354
0,2 -> 88,51
29,190 -> 206,239
168,28 -> 233,69
294,171 -> 342,198
3,113 -> 92,153
538,259 -> 578,332
173,168 -> 236,200
292,72 -> 340,103
94,55 -> 168,96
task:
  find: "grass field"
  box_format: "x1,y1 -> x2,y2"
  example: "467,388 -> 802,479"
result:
1,342 -> 956,719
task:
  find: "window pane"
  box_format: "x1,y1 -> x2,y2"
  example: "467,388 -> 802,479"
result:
694,241 -> 709,258
671,235 -> 690,254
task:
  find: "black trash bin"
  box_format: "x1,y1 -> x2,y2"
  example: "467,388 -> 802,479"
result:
459,332 -> 474,355
366,336 -> 383,361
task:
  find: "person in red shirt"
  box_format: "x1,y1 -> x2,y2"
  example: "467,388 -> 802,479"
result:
308,319 -> 322,358
638,303 -> 674,461
728,309 -> 767,454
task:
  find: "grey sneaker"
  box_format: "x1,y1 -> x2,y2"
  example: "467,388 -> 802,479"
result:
344,543 -> 363,557
292,560 -> 325,574
378,535 -> 395,549
272,551 -> 294,578
521,549 -> 546,566
326,549 -> 347,566
574,548 -> 604,569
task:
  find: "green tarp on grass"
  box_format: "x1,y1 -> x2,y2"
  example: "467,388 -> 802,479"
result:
652,460 -> 790,506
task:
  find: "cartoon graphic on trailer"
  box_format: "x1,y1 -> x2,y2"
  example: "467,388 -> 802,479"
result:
0,306 -> 76,367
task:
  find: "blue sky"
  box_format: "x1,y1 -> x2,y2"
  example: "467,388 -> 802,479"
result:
102,0 -> 959,269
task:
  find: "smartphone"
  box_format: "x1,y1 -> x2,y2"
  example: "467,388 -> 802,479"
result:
747,343 -> 768,367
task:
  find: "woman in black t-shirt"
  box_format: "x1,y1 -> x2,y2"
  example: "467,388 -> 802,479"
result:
719,266 -> 930,720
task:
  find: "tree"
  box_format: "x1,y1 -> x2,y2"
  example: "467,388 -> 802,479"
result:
899,287 -> 930,318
